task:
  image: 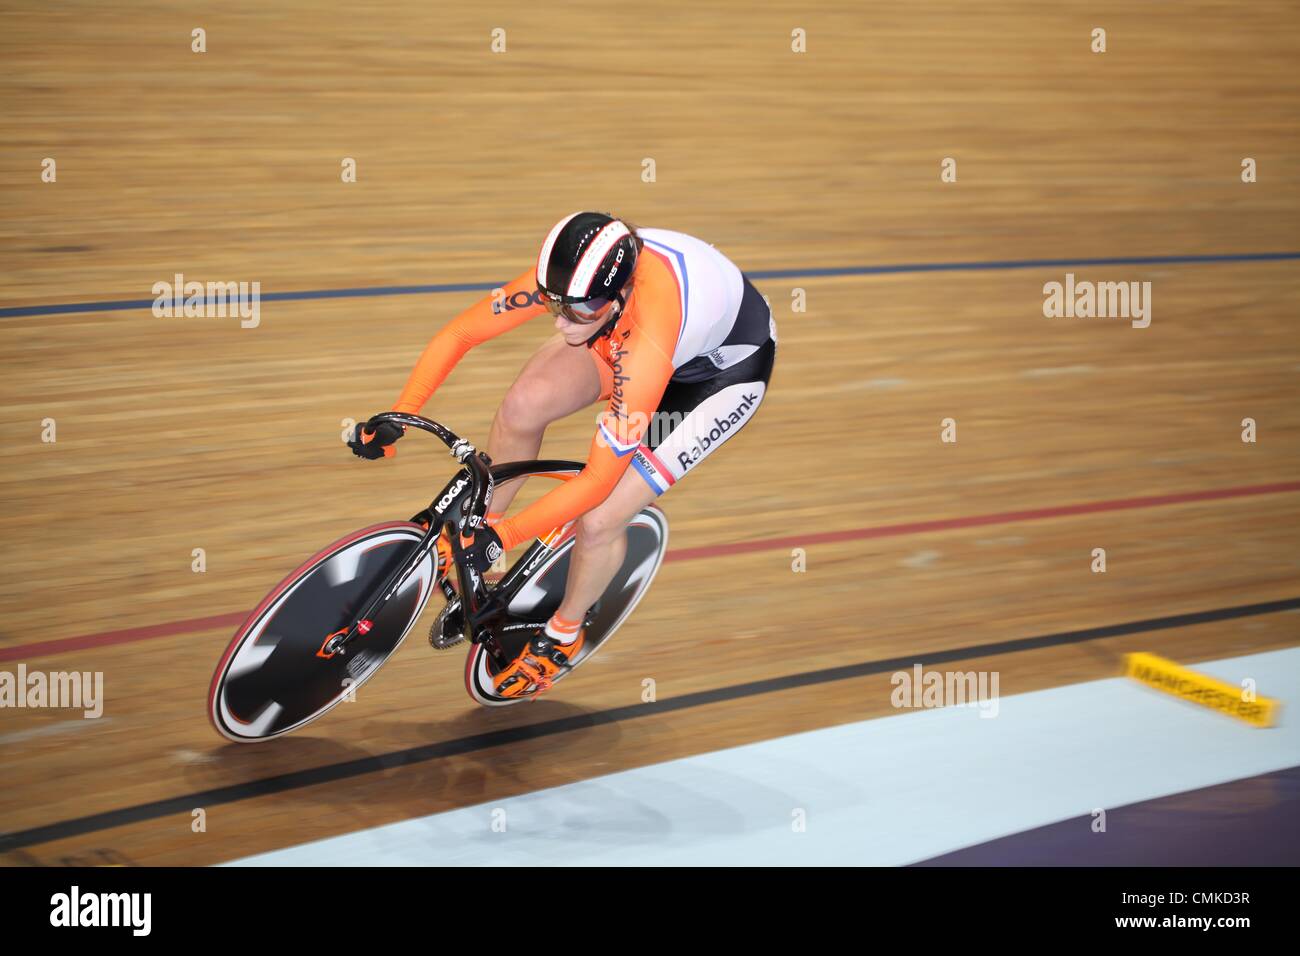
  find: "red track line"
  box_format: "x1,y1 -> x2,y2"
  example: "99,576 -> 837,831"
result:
0,612 -> 249,664
3,480 -> 1298,664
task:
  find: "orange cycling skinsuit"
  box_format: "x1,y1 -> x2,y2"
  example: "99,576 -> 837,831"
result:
387,215 -> 777,555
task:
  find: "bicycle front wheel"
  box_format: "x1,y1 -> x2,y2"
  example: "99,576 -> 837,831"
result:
208,521 -> 436,742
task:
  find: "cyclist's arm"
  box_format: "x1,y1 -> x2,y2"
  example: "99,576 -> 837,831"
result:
494,282 -> 681,551
392,268 -> 545,414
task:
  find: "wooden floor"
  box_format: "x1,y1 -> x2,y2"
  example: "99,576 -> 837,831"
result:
1,1 -> 1297,865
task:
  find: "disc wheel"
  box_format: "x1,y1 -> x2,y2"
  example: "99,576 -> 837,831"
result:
464,505 -> 668,705
209,522 -> 436,741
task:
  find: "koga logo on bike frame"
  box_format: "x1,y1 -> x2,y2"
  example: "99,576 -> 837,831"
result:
520,543 -> 554,578
433,475 -> 470,515
522,520 -> 575,578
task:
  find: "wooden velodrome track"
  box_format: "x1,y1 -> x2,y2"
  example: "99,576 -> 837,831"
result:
1,1 -> 1297,865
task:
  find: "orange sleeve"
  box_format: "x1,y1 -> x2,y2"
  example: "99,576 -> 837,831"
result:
392,267 -> 546,414
494,261 -> 683,551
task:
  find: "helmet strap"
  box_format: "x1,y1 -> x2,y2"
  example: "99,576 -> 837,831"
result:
583,291 -> 625,348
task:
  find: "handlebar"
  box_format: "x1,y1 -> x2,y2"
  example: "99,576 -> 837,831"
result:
314,412 -> 502,660
364,412 -> 493,536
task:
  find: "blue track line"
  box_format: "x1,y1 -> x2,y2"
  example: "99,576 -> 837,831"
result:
2,250 -> 1297,320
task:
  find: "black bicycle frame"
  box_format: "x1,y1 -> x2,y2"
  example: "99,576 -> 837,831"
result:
320,412 -> 580,664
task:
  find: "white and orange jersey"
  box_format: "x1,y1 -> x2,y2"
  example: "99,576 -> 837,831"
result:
391,227 -> 773,551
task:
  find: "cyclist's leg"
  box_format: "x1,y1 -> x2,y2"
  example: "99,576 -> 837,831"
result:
554,465 -> 658,623
487,333 -> 604,516
555,337 -> 776,624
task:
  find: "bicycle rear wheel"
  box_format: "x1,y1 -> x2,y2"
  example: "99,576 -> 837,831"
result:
208,521 -> 436,741
465,505 -> 669,705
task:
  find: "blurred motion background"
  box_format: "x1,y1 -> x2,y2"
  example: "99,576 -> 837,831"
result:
1,1 -> 1297,865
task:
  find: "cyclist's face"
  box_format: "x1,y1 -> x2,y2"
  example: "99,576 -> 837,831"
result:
553,298 -> 617,344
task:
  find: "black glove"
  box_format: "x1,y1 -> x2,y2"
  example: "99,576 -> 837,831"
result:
459,526 -> 504,576
348,420 -> 405,460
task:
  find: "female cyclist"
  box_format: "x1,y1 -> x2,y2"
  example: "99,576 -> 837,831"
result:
350,212 -> 776,698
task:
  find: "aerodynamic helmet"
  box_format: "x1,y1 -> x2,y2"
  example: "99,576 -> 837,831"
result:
535,211 -> 639,322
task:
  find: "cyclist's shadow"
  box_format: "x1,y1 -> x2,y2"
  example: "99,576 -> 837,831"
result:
185,735 -> 395,800
184,701 -> 630,812
370,700 -> 629,800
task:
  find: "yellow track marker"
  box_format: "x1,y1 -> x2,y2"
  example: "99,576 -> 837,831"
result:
1123,652 -> 1279,728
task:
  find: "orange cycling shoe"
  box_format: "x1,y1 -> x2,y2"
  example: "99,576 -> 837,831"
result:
491,628 -> 586,699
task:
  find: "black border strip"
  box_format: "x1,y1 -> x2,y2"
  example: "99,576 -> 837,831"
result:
3,595 -> 1297,853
